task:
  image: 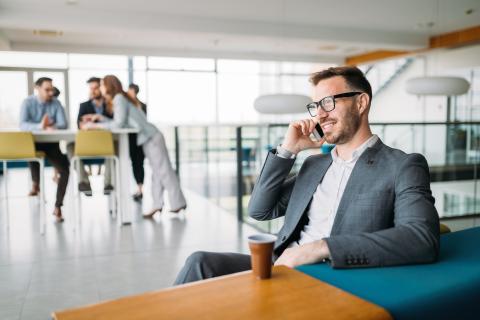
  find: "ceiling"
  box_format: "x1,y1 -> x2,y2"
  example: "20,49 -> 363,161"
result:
0,0 -> 478,63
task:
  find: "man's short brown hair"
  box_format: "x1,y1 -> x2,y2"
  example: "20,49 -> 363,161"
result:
310,66 -> 372,104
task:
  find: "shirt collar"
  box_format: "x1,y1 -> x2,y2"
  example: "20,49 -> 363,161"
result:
36,95 -> 47,106
331,134 -> 379,165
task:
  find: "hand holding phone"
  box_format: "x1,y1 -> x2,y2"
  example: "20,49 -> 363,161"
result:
281,119 -> 325,154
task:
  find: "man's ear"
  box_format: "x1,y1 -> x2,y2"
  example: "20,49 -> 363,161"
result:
357,93 -> 370,115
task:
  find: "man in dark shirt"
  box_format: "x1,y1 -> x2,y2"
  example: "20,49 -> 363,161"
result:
69,77 -> 114,195
127,83 -> 147,201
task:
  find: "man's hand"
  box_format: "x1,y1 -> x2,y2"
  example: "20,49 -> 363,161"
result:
274,240 -> 330,268
82,114 -> 103,122
79,121 -> 98,130
281,119 -> 325,154
40,114 -> 50,130
91,114 -> 103,122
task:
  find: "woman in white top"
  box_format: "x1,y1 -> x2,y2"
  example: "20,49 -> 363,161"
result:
82,75 -> 186,217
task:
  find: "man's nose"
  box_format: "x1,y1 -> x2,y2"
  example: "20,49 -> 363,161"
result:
316,106 -> 328,121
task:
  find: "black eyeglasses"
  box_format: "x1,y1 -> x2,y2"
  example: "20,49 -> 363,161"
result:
306,91 -> 363,117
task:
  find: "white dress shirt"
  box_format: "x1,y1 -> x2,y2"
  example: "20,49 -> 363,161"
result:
291,134 -> 379,247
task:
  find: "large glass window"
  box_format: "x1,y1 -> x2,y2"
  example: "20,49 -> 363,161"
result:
147,71 -> 216,125
0,51 -> 68,68
0,51 -> 330,127
148,57 -> 215,71
0,71 -> 28,128
217,59 -> 331,124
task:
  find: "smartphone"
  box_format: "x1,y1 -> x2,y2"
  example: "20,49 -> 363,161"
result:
312,123 -> 324,141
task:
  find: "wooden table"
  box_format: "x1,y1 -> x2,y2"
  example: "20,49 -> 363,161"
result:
52,266 -> 392,320
32,129 -> 137,226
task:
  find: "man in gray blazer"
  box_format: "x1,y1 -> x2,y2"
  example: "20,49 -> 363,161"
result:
174,66 -> 439,284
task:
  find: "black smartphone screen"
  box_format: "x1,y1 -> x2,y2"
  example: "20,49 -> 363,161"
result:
313,123 -> 324,140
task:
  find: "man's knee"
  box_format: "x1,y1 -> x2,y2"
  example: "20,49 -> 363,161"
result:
185,251 -> 209,268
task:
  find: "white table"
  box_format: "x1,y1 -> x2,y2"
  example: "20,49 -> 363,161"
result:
32,129 -> 137,226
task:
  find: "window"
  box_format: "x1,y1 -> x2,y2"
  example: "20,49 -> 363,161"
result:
147,71 -> 216,125
148,57 -> 214,71
0,51 -> 68,68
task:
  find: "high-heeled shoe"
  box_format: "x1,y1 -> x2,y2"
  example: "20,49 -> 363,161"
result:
143,208 -> 162,219
170,205 -> 187,213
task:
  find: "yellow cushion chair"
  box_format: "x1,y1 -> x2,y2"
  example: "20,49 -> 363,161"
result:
71,130 -> 120,226
0,132 -> 46,234
440,223 -> 451,235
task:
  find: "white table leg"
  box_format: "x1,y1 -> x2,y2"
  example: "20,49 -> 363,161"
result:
118,133 -> 132,225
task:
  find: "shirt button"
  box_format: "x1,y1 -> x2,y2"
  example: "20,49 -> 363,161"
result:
281,236 -> 287,242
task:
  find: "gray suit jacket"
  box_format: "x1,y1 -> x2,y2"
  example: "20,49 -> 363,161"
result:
248,139 -> 440,268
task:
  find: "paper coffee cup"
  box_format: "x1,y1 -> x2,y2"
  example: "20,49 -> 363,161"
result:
248,234 -> 277,279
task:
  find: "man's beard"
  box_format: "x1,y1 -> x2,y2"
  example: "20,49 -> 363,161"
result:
324,106 -> 361,145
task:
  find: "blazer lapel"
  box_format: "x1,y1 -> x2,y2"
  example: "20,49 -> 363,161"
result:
330,139 -> 384,234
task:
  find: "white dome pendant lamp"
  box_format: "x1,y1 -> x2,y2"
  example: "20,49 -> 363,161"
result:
405,76 -> 470,96
254,94 -> 312,114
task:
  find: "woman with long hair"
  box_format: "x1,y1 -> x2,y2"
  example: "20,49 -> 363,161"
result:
81,75 -> 186,217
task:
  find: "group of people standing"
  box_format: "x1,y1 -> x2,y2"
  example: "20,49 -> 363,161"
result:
19,75 -> 186,222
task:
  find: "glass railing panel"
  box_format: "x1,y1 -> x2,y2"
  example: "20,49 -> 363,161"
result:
166,122 -> 479,233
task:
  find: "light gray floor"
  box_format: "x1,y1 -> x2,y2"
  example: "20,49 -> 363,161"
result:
0,167 -> 258,320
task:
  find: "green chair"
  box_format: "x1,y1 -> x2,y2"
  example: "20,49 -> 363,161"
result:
71,130 -> 120,226
440,223 -> 451,235
0,132 -> 46,234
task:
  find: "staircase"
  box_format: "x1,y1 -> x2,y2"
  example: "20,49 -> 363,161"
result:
364,58 -> 414,96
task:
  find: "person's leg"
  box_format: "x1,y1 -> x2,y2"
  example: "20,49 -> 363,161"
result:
28,143 -> 42,196
142,139 -> 165,212
129,133 -> 145,198
135,146 -> 145,196
104,159 -> 113,187
147,132 -> 186,210
174,251 -> 251,285
66,142 -> 90,194
43,143 -> 70,209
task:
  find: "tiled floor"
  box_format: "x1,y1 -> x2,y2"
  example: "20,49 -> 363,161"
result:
0,167 -> 258,320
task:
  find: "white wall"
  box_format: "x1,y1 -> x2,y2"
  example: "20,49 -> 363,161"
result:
370,44 -> 480,124
368,44 -> 480,166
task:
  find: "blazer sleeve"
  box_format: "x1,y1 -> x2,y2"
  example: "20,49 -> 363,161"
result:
324,153 -> 440,268
77,102 -> 91,128
248,150 -> 297,221
98,95 -> 128,130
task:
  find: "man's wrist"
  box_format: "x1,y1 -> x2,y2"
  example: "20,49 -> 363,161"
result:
311,239 -> 330,261
276,144 -> 297,159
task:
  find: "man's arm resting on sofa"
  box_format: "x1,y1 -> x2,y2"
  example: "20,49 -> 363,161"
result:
274,240 -> 331,268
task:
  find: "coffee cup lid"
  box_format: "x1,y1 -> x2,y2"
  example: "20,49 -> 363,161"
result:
248,233 -> 277,243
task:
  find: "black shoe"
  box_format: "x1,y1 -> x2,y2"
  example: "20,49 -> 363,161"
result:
78,182 -> 92,196
103,184 -> 114,195
133,192 -> 143,202
53,207 -> 64,223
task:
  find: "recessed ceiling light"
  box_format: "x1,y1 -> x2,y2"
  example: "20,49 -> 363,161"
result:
33,30 -> 64,37
415,21 -> 435,29
317,45 -> 337,51
343,47 -> 360,53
